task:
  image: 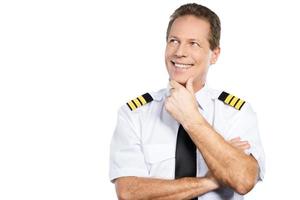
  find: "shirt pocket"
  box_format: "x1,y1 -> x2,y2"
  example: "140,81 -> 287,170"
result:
143,143 -> 175,179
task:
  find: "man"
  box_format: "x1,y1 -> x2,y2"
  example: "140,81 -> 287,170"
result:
109,3 -> 265,200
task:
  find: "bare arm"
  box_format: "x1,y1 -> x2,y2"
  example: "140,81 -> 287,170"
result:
115,137 -> 249,200
165,79 -> 259,195
185,120 -> 258,194
115,176 -> 219,200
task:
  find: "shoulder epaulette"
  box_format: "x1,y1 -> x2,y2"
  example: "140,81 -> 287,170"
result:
126,93 -> 153,111
218,91 -> 246,110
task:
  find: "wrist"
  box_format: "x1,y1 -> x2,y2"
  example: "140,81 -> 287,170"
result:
197,177 -> 219,191
206,177 -> 219,190
183,112 -> 207,133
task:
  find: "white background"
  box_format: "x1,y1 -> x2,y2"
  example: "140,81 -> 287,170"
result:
1,0 -> 300,199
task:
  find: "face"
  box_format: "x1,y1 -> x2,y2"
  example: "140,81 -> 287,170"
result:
165,15 -> 220,92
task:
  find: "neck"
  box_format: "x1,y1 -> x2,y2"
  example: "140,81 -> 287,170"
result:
191,81 -> 205,93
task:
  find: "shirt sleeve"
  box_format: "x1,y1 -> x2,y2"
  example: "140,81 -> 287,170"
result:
109,106 -> 149,182
226,103 -> 266,181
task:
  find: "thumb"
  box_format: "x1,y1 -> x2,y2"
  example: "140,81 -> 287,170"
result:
186,77 -> 194,93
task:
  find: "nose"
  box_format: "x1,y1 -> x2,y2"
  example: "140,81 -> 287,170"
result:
175,43 -> 188,57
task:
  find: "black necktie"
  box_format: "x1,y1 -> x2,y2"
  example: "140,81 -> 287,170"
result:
175,124 -> 197,200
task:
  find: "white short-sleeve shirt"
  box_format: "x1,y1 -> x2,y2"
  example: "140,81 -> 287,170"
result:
109,85 -> 265,200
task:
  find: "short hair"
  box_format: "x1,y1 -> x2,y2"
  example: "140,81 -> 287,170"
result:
166,3 -> 221,50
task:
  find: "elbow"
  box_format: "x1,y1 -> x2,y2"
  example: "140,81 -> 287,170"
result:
232,156 -> 259,195
233,166 -> 258,195
116,186 -> 131,200
234,179 -> 255,195
115,177 -> 136,200
117,190 -> 132,200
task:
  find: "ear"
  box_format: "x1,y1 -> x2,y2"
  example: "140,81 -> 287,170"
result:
210,47 -> 221,65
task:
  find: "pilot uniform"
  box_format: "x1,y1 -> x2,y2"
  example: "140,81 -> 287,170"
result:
109,85 -> 265,200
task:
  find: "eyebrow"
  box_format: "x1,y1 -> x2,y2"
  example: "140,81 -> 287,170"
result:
189,39 -> 202,43
168,35 -> 179,40
168,35 -> 202,43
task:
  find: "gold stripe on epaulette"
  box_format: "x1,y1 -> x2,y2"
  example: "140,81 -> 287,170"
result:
235,99 -> 245,110
127,101 -> 137,111
230,96 -> 239,107
224,94 -> 234,104
133,98 -> 141,107
138,96 -> 147,105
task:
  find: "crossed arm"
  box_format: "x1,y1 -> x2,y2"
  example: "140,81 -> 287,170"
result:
115,176 -> 218,200
114,138 -> 251,200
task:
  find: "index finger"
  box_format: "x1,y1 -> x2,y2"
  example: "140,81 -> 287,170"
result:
169,79 -> 182,89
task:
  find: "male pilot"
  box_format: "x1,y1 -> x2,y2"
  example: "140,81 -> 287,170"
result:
109,3 -> 265,200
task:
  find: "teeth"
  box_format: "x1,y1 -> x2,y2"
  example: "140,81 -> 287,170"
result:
174,63 -> 192,68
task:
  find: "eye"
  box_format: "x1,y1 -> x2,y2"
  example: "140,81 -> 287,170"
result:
169,38 -> 179,45
191,41 -> 200,47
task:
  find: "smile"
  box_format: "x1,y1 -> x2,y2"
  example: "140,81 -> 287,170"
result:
171,61 -> 193,69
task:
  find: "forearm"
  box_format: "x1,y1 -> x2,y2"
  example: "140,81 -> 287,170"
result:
115,176 -> 218,200
185,119 -> 258,194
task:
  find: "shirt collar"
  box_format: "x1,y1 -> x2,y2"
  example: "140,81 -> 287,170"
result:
195,84 -> 213,111
152,83 -> 218,110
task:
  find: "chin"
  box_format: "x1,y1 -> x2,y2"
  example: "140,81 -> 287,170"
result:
171,76 -> 188,85
168,68 -> 192,86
